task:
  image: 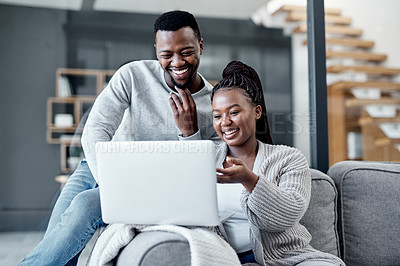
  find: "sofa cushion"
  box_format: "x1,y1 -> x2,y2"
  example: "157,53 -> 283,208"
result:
328,161 -> 400,266
300,169 -> 340,257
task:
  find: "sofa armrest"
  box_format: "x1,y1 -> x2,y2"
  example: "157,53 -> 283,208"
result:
116,231 -> 190,266
301,169 -> 340,257
328,161 -> 400,266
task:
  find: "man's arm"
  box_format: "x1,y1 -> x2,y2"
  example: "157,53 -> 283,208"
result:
81,68 -> 131,182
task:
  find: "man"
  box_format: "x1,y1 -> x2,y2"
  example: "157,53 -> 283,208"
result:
20,10 -> 219,265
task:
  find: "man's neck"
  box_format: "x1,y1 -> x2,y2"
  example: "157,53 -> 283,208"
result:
190,74 -> 204,94
165,72 -> 204,94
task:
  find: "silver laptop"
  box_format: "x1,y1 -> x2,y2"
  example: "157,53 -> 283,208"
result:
96,140 -> 222,226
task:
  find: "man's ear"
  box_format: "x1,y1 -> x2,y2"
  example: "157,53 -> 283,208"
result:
153,42 -> 158,57
254,105 -> 262,120
199,38 -> 204,55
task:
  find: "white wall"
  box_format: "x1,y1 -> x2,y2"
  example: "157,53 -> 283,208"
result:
325,0 -> 400,67
292,0 -> 400,163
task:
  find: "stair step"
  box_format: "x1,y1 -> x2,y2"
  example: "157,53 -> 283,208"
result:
328,81 -> 400,91
271,5 -> 341,16
327,65 -> 400,75
345,97 -> 400,108
303,38 -> 375,48
359,116 -> 400,126
326,38 -> 374,48
375,137 -> 400,147
294,24 -> 363,36
326,50 -> 387,62
286,12 -> 352,25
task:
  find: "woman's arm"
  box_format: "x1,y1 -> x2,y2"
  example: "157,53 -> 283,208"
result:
240,148 -> 311,232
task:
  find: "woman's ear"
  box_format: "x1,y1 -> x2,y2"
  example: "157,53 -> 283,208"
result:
254,105 -> 262,120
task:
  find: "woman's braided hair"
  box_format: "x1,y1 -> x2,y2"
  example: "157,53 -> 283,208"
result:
211,61 -> 273,144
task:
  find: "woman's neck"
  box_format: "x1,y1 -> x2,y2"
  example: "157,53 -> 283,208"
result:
227,138 -> 258,169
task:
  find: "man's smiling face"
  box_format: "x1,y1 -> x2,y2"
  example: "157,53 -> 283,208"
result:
155,27 -> 203,91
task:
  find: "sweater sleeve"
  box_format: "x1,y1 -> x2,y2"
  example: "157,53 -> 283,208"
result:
81,67 -> 132,182
240,147 -> 311,232
178,130 -> 221,144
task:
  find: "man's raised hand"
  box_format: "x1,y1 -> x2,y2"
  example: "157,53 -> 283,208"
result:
168,87 -> 199,137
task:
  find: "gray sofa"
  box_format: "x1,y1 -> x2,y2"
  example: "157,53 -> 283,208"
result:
113,161 -> 400,265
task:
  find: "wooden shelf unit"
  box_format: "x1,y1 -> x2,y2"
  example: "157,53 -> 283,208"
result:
56,68 -> 115,97
60,140 -> 83,173
48,68 -> 115,175
47,96 -> 96,144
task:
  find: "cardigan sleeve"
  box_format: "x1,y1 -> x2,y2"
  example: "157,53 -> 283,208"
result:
240,147 -> 311,232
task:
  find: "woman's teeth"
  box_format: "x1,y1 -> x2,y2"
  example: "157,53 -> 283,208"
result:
224,129 -> 238,135
172,68 -> 188,75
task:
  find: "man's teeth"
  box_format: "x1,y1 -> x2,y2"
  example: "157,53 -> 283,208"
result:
172,68 -> 188,75
224,129 -> 238,135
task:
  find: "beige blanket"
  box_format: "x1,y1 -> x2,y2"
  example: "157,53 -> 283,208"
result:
88,224 -> 241,266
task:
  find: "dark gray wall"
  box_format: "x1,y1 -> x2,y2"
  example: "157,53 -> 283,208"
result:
0,5 -> 292,231
0,5 -> 67,231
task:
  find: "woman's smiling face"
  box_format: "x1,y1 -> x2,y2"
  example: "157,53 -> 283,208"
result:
212,88 -> 261,147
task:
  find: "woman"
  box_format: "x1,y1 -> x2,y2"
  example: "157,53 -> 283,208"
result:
212,61 -> 344,265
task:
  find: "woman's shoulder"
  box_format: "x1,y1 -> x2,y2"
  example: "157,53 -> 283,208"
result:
261,142 -> 309,169
260,141 -> 301,154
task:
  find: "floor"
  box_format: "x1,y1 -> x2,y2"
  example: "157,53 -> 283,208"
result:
0,230 -> 98,265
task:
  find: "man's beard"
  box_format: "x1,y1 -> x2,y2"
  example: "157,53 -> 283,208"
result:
168,70 -> 193,90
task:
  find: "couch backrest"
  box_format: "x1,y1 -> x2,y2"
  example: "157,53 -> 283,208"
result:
300,169 -> 340,257
328,161 -> 400,266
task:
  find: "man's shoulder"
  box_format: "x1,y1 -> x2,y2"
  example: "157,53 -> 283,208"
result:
120,60 -> 160,72
113,60 -> 163,85
214,142 -> 227,158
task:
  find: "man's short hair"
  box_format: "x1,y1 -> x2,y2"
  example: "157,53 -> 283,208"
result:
154,10 -> 201,41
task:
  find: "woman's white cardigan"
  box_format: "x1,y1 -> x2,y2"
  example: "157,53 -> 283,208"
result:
215,141 -> 344,265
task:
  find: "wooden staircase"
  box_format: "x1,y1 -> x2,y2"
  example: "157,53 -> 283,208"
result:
261,1 -> 400,165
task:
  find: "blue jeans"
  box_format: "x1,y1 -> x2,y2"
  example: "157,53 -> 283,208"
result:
19,160 -> 106,266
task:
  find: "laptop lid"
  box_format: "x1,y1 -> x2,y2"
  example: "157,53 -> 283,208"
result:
95,140 -> 219,226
